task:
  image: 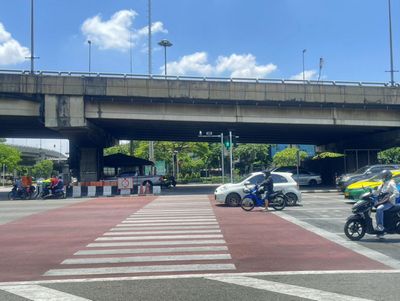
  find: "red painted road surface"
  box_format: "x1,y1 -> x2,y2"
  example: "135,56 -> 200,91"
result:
0,195 -> 389,282
0,196 -> 155,282
211,196 -> 390,272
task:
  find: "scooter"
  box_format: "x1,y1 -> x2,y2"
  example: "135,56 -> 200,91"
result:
241,184 -> 286,211
344,190 -> 400,240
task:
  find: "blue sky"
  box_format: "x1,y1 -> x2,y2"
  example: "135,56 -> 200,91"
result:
1,0 -> 399,151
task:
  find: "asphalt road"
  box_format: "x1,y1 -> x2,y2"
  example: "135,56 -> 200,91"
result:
0,189 -> 399,300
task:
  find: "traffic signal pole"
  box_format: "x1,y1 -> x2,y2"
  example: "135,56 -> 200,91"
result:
229,131 -> 233,183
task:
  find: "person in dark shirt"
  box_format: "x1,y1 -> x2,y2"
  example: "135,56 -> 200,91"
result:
259,170 -> 274,212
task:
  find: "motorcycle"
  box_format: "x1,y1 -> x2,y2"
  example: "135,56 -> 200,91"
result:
161,176 -> 177,188
8,185 -> 36,200
344,189 -> 400,240
39,182 -> 66,199
241,184 -> 286,211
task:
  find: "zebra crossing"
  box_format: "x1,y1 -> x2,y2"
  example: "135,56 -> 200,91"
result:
44,195 -> 236,277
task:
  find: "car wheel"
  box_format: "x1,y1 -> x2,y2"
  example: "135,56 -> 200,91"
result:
226,193 -> 241,207
308,179 -> 318,186
285,192 -> 298,206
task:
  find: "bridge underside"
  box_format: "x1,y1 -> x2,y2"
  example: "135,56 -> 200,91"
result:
88,118 -> 392,147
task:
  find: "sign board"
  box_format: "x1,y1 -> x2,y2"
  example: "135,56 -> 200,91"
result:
118,177 -> 133,189
155,161 -> 166,175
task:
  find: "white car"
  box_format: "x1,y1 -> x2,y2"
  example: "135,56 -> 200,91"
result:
214,172 -> 302,207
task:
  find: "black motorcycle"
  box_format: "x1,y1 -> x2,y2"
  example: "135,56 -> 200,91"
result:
344,190 -> 400,240
8,185 -> 36,200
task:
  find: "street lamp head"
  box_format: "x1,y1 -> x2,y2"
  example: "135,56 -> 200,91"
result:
88,40 -> 91,45
303,49 -> 306,53
158,39 -> 173,47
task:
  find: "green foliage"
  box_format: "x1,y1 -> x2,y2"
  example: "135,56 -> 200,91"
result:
312,152 -> 344,160
0,138 -> 6,143
0,144 -> 21,171
234,144 -> 271,174
273,147 -> 308,167
31,160 -> 54,178
104,143 -> 130,156
378,147 -> 400,164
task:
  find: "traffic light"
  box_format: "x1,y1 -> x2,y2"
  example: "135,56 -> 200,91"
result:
223,136 -> 231,150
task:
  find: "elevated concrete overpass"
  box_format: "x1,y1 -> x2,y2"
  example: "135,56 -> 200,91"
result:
0,71 -> 399,180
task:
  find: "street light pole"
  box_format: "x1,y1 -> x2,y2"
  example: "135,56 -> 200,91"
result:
229,131 -> 233,183
388,0 -> 396,86
302,49 -> 306,82
158,39 -> 173,77
30,0 -> 34,74
88,40 -> 92,74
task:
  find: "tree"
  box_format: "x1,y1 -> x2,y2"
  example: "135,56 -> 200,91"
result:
234,144 -> 271,175
312,152 -> 344,160
31,160 -> 54,178
0,144 -> 21,171
273,147 -> 308,167
378,147 -> 400,164
0,138 -> 6,143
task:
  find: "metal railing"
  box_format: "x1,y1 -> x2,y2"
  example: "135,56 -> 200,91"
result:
0,69 -> 398,87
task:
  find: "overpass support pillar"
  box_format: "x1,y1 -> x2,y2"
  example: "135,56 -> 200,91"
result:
79,147 -> 103,182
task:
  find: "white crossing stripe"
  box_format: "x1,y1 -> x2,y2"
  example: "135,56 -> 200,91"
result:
127,216 -> 215,220
74,246 -> 229,255
130,213 -> 215,217
116,222 -> 219,226
62,254 -> 231,265
103,230 -> 221,235
110,225 -> 220,231
135,210 -> 213,213
95,234 -> 223,241
122,219 -> 217,223
44,263 -> 236,276
206,276 -> 374,301
0,284 -> 92,301
87,239 -> 226,247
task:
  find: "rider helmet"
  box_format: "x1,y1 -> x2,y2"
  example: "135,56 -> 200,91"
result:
380,169 -> 392,182
263,170 -> 271,178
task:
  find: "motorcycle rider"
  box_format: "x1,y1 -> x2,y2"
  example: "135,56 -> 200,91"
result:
50,175 -> 59,195
374,170 -> 398,236
258,170 -> 274,212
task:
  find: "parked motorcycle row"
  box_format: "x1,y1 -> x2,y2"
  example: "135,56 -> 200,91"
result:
7,182 -> 66,200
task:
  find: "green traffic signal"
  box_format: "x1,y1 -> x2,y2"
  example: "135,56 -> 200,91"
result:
224,141 -> 231,150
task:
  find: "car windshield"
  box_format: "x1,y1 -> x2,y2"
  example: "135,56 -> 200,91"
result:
355,166 -> 370,174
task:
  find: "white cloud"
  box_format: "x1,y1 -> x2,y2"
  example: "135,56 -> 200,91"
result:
164,52 -> 277,78
0,23 -> 30,66
81,10 -> 167,52
166,52 -> 214,76
290,70 -> 317,80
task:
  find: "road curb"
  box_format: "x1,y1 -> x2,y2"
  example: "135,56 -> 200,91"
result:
301,189 -> 339,193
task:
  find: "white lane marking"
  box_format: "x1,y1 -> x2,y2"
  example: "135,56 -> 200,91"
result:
110,225 -> 220,231
206,276 -> 373,301
275,211 -> 400,269
284,207 -> 348,211
122,219 -> 217,223
44,264 -> 236,277
95,234 -> 223,241
129,214 -> 216,217
299,218 -> 345,220
127,216 -> 215,220
74,246 -> 229,256
116,222 -> 219,227
104,230 -> 222,235
0,284 -> 92,301
62,254 -> 231,265
136,209 -> 212,212
87,239 -> 226,247
3,270 -> 400,287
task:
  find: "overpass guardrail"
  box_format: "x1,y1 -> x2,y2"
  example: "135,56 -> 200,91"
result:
0,69 -> 398,87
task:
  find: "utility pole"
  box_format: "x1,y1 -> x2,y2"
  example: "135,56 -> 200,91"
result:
148,0 -> 152,75
387,0 -> 397,86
